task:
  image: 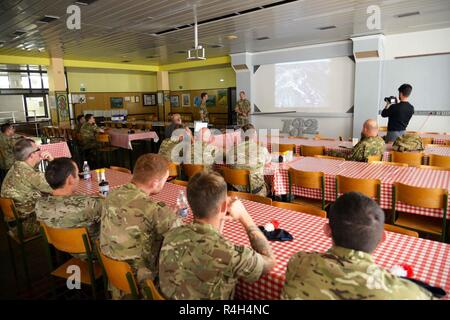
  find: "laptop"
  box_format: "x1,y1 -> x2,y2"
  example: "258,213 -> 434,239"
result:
194,121 -> 208,133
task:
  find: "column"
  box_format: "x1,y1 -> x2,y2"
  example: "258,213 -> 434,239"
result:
157,71 -> 170,122
47,57 -> 68,126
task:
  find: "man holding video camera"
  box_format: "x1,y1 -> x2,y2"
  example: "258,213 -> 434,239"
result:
381,84 -> 415,143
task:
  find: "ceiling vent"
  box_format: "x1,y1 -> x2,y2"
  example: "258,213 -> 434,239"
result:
37,15 -> 60,23
396,11 -> 420,18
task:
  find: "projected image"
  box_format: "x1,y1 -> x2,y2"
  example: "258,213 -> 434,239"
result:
275,60 -> 330,108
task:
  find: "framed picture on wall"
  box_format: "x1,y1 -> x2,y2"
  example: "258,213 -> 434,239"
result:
143,93 -> 157,106
157,92 -> 164,106
110,97 -> 124,108
170,95 -> 180,108
181,94 -> 190,107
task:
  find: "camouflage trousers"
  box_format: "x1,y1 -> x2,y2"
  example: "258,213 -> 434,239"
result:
237,116 -> 249,127
6,213 -> 40,239
232,172 -> 268,197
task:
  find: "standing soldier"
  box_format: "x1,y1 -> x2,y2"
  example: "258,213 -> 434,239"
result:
235,91 -> 251,127
0,123 -> 20,179
199,92 -> 209,122
1,139 -> 54,237
100,154 -> 182,299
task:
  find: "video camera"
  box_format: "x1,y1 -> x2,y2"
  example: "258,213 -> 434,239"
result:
384,96 -> 398,104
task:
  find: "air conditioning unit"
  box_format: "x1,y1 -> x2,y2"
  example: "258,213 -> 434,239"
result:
187,46 -> 206,60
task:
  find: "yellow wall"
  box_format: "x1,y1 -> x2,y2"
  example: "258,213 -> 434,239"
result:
169,67 -> 236,90
66,68 -> 157,92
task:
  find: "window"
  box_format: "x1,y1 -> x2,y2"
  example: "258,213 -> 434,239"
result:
0,72 -> 9,88
30,73 -> 42,88
42,73 -> 48,88
24,95 -> 47,117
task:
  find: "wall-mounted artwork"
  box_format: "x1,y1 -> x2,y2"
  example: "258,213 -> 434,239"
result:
206,95 -> 216,107
182,93 -> 190,107
56,91 -> 70,121
72,93 -> 86,104
194,96 -> 201,107
217,89 -> 228,107
110,97 -> 124,108
170,95 -> 180,108
143,93 -> 157,106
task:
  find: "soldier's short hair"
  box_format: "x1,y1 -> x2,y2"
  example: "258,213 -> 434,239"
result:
13,138 -> 36,161
398,84 -> 412,97
76,115 -> 84,123
1,122 -> 13,133
201,92 -> 208,99
84,114 -> 94,122
329,192 -> 384,253
45,157 -> 77,189
132,153 -> 170,184
187,171 -> 227,219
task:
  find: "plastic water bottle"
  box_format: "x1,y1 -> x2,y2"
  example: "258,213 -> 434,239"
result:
176,190 -> 189,218
82,161 -> 91,180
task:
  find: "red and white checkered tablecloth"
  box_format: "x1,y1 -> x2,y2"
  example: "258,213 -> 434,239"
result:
272,157 -> 450,219
149,182 -> 450,300
75,169 -> 132,196
108,129 -> 159,150
212,131 -> 242,151
39,141 -> 72,159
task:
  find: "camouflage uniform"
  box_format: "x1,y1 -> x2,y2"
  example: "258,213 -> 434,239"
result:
1,161 -> 52,237
199,102 -> 209,122
236,99 -> 251,127
281,246 -> 433,300
0,133 -> 19,171
159,222 -> 265,300
158,138 -> 182,162
186,141 -> 218,170
100,183 -> 182,298
329,136 -> 385,162
392,133 -> 424,152
226,140 -> 271,196
79,123 -> 100,150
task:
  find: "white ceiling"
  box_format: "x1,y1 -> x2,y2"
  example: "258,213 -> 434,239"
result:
0,0 -> 449,65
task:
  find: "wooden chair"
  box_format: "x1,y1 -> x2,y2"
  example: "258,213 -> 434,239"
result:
429,154 -> 450,169
314,134 -> 336,141
288,168 -> 326,210
222,167 -> 251,193
336,176 -> 381,203
300,145 -> 325,157
391,183 -> 448,242
379,126 -> 388,132
171,180 -> 188,187
183,164 -> 204,179
421,137 -> 433,146
272,201 -> 327,218
96,134 -> 119,167
370,161 -> 408,167
391,151 -> 423,166
95,240 -> 139,299
273,144 -> 296,154
143,279 -> 165,300
110,166 -> 132,174
384,224 -> 419,238
367,154 -> 382,163
0,198 -> 41,289
416,165 -> 449,171
288,136 -> 309,140
168,162 -> 180,181
40,224 -> 103,298
314,155 -> 345,161
446,140 -> 450,146
228,191 -> 272,205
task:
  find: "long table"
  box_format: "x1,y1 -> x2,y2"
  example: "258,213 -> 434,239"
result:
39,141 -> 72,158
107,128 -> 159,150
379,132 -> 450,145
75,171 -> 449,300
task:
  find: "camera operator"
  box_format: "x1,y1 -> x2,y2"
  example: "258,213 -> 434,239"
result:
381,84 -> 415,143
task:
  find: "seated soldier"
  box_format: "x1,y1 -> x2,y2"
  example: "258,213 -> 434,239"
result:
226,124 -> 271,196
330,119 -> 385,162
187,127 -> 218,170
159,171 -> 276,300
100,153 -> 182,299
79,114 -> 103,150
0,123 -> 21,177
75,115 -> 85,133
1,139 -> 54,237
392,133 -> 424,152
281,192 -> 433,300
158,124 -> 192,162
35,157 -> 102,242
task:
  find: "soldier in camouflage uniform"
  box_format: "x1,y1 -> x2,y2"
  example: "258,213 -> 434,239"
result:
158,125 -> 192,162
0,123 -> 20,175
35,158 -> 102,242
79,114 -> 103,150
392,133 -> 424,152
185,128 -> 218,170
226,124 -> 271,196
199,92 -> 209,122
159,171 -> 276,299
1,139 -> 54,237
235,91 -> 251,127
100,154 -> 182,299
330,119 -> 385,162
281,192 -> 434,300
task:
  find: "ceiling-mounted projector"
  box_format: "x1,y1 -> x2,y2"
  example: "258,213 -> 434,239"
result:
187,46 -> 206,60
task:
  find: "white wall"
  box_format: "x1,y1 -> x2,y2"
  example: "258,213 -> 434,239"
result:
0,95 -> 25,122
378,115 -> 449,134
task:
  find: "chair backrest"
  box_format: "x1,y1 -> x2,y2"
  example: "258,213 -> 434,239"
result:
394,183 -> 448,209
336,175 -> 381,200
272,201 -> 326,218
370,161 -> 408,167
41,224 -> 91,254
391,151 -> 423,166
145,123 -> 153,130
110,166 -> 132,174
447,140 -> 450,146
367,154 -> 382,163
183,164 -> 204,179
288,168 -> 324,189
421,137 -> 433,146
95,240 -> 138,295
171,180 -> 188,187
228,191 -> 272,205
429,154 -> 450,169
314,155 -> 345,161
144,279 -> 165,300
300,145 -> 325,157
168,162 -> 179,178
0,198 -> 17,220
222,167 -> 250,187
96,133 -> 111,143
379,126 -> 388,132
274,144 -> 296,154
384,224 -> 419,238
416,165 -> 449,171
288,136 -> 308,140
